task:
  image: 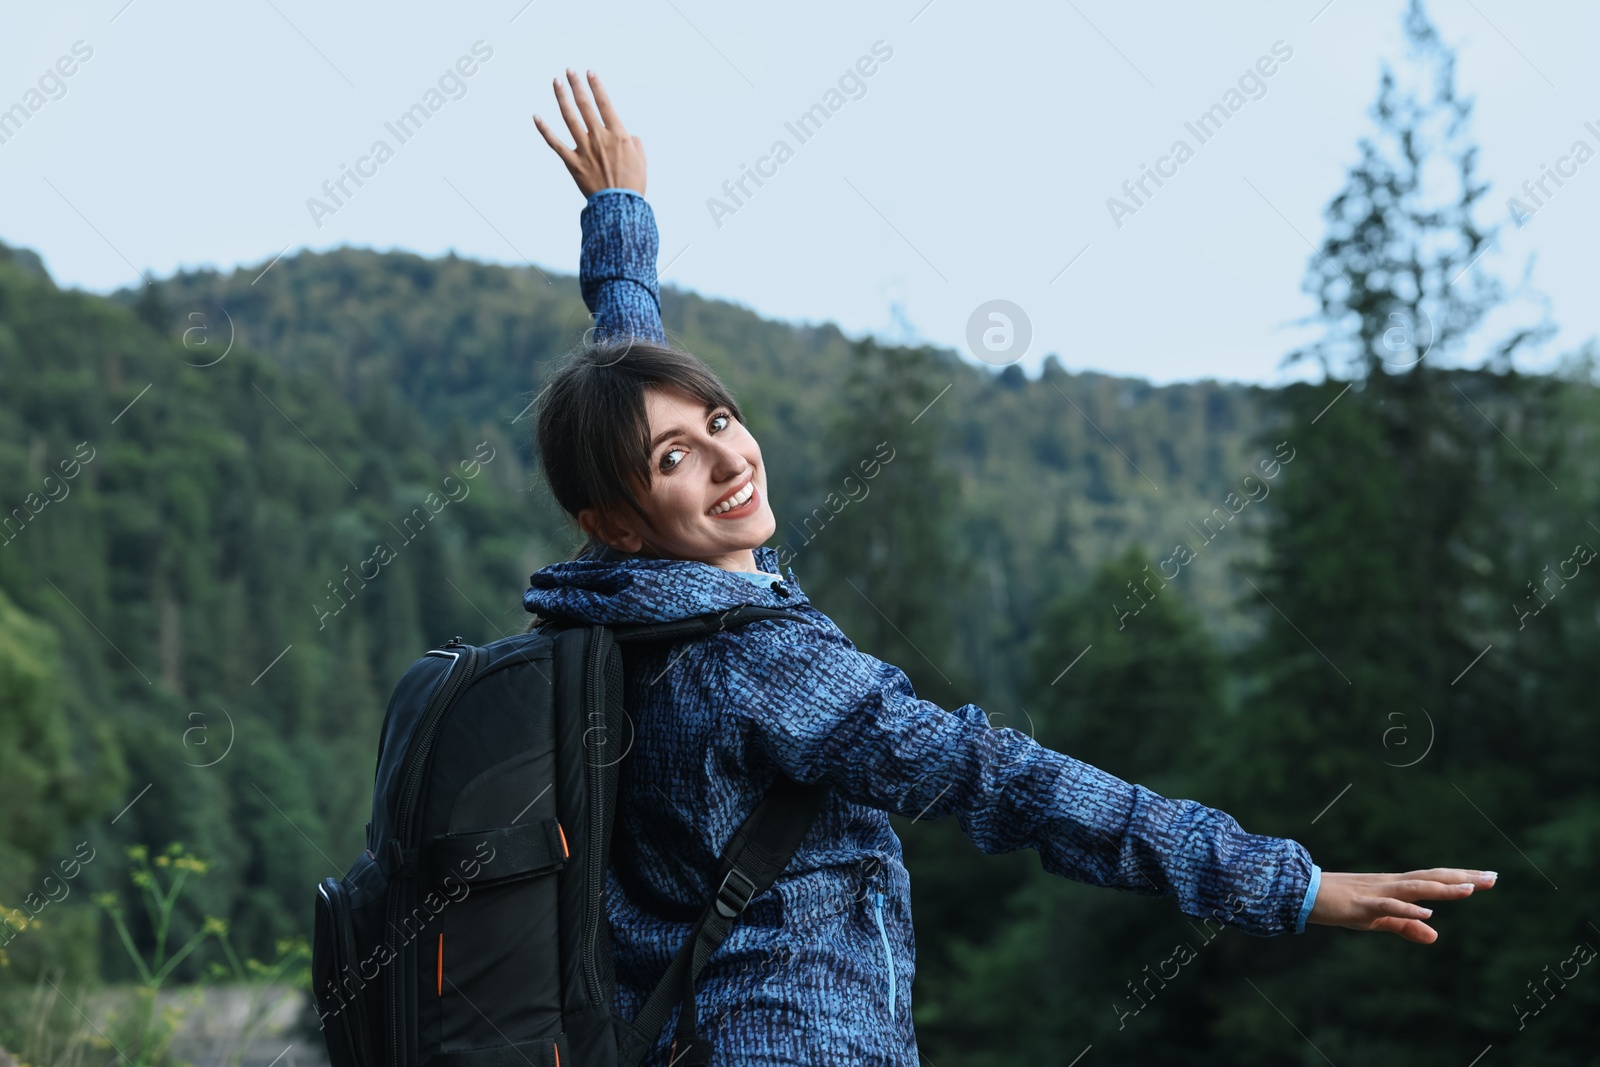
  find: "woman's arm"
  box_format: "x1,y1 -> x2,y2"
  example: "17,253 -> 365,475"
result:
534,70 -> 664,344
716,620 -> 1494,942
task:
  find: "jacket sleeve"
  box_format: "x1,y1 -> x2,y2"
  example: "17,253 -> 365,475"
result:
578,188 -> 666,344
717,620 -> 1320,937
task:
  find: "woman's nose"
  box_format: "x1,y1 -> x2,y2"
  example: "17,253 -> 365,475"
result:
706,438 -> 749,478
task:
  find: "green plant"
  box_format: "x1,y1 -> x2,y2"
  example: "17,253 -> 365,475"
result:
89,843 -> 313,1067
202,927 -> 310,1067
91,843 -> 211,1067
0,967 -> 94,1067
0,901 -> 41,970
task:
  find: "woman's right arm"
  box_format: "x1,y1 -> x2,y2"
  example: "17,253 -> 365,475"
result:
534,70 -> 664,344
715,619 -> 1493,943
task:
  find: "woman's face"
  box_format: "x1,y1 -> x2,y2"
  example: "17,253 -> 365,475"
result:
579,386 -> 776,571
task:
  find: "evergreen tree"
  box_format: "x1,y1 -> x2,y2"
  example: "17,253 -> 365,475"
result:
800,336 -> 974,703
0,588 -> 120,894
132,275 -> 168,337
1201,3 -> 1581,1060
915,546 -> 1236,1064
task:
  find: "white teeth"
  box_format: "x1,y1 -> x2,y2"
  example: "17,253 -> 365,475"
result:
710,481 -> 754,515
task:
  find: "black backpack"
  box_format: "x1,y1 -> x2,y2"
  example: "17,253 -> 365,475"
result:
310,606 -> 828,1067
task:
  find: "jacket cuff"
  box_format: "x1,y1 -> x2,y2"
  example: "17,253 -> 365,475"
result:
1217,835 -> 1317,938
1295,863 -> 1321,934
578,188 -> 661,320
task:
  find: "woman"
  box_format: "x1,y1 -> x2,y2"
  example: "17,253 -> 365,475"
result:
524,69 -> 1497,1066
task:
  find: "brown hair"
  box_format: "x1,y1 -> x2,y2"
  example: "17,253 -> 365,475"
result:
534,336 -> 744,562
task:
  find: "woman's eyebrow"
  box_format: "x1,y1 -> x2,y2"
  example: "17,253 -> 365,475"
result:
649,404 -> 717,448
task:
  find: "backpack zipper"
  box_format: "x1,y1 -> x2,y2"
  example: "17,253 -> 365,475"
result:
872,889 -> 896,1018
396,648 -> 478,829
581,627 -> 607,1009
385,646 -> 479,1067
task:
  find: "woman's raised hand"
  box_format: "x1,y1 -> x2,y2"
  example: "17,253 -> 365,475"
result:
1308,868 -> 1497,943
533,69 -> 646,198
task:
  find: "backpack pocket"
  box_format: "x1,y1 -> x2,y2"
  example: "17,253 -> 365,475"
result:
312,859 -> 384,1067
428,745 -> 571,1052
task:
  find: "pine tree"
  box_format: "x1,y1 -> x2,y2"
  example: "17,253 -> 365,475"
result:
799,336 -> 973,702
918,547 -> 1235,1062
132,275 -> 168,336
1201,2 -> 1575,1061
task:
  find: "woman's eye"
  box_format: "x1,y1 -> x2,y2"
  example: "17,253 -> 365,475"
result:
658,414 -> 730,471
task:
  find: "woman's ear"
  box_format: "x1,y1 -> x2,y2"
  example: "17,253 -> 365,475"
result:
578,504 -> 645,553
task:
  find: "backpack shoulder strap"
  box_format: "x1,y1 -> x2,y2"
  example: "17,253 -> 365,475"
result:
614,775 -> 829,1067
607,605 -> 808,645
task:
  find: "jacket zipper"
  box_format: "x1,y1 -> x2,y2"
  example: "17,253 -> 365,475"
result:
386,646 -> 478,1067
872,889 -> 896,1018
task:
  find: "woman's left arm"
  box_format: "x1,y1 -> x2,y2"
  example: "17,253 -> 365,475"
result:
534,70 -> 665,344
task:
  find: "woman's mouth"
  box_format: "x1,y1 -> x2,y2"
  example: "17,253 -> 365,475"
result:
708,478 -> 758,518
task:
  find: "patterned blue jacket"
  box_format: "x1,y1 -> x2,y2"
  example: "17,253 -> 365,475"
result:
522,188 -> 1321,1065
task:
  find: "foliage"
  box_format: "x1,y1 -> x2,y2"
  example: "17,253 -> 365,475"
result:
85,842 -> 307,1067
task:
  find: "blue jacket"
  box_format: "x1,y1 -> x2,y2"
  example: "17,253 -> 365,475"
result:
523,188 -> 1321,1065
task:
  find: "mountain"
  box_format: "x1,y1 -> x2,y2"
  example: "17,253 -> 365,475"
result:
132,242 -> 1287,657
0,232 -> 1278,968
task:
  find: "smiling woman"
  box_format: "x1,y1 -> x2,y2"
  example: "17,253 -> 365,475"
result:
522,69 -> 1499,1067
532,337 -> 776,571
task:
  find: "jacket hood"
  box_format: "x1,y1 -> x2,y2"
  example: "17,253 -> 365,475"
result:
522,544 -> 808,625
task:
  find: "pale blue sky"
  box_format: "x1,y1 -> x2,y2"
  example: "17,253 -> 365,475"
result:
2,0 -> 1594,384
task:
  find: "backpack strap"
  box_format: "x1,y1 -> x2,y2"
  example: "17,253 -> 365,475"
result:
614,775 -> 829,1067
607,604 -> 808,645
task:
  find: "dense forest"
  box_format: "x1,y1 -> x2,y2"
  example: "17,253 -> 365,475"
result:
2,4 -> 1597,1063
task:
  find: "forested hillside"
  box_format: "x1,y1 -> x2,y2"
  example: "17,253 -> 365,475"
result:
0,228 -> 1278,978
6,225 -> 1597,1061
139,240 -> 1286,666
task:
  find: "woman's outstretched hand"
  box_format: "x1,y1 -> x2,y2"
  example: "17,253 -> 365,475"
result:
533,69 -> 646,198
1308,868 -> 1497,943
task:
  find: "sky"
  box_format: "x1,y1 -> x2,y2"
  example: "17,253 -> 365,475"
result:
2,0 -> 1596,386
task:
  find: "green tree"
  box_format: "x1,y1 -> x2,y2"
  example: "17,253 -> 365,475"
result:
0,589 -> 121,909
799,336 -> 974,703
1200,3 -> 1585,1062
916,546 -> 1235,1063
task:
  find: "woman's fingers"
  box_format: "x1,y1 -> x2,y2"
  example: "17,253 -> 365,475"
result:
1388,869 -> 1495,902
531,114 -> 578,167
587,70 -> 626,132
1391,878 -> 1475,902
1401,868 -> 1497,886
539,67 -> 645,197
565,68 -> 605,137
1375,895 -> 1436,921
552,74 -> 588,145
1368,893 -> 1440,943
1370,915 -> 1439,944
1311,869 -> 1496,943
